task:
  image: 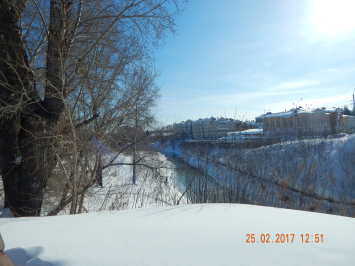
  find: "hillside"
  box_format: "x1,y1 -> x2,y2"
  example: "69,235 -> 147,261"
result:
158,134 -> 355,216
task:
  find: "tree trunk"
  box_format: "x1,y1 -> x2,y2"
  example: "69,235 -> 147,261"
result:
0,0 -> 65,216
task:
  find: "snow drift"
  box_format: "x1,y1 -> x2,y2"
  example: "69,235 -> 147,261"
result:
1,204 -> 354,266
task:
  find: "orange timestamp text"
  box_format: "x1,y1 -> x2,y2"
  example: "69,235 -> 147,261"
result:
246,234 -> 324,243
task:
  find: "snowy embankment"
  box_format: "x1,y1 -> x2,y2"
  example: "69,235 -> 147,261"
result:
0,151 -> 184,217
155,135 -> 355,215
80,152 -> 184,212
1,204 -> 354,266
155,140 -> 182,155
40,151 -> 184,215
164,135 -> 355,198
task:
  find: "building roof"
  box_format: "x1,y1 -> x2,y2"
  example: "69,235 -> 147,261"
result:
321,107 -> 341,113
263,107 -> 334,119
227,128 -> 263,135
255,113 -> 268,119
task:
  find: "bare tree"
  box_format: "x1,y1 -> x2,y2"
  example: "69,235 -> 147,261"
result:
0,0 -> 187,216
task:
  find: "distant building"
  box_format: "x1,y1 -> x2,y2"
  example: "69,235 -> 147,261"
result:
216,118 -> 235,137
223,126 -> 263,140
202,117 -> 217,138
174,117 -> 242,139
343,115 -> 355,134
173,122 -> 186,139
255,113 -> 269,123
263,107 -> 344,139
322,107 -> 344,135
185,120 -> 193,138
192,119 -> 204,139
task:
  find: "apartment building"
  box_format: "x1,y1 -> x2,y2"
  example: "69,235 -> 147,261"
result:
255,113 -> 268,123
174,117 -> 239,139
174,108 -> 348,140
173,119 -> 193,139
201,117 -> 216,138
263,107 -> 343,139
216,118 -> 235,137
192,119 -> 204,139
185,119 -> 193,137
343,115 -> 355,134
324,108 -> 344,135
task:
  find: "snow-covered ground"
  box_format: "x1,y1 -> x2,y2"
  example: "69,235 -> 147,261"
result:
157,135 -> 355,215
1,139 -> 354,265
37,151 -> 185,215
1,204 -> 354,266
155,141 -> 181,155
84,152 -> 183,211
0,150 -> 184,219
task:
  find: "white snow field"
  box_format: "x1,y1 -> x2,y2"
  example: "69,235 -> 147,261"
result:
1,204 -> 354,266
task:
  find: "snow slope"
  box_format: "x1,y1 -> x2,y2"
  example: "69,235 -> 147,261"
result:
83,152 -> 183,211
37,152 -> 183,215
1,204 -> 354,266
163,135 -> 355,214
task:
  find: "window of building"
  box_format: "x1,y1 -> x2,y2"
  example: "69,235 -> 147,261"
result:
265,123 -> 268,128
271,123 -> 274,128
289,121 -> 293,127
283,121 -> 286,127
277,122 -> 280,128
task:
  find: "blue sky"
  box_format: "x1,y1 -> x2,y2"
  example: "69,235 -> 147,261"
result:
154,0 -> 355,125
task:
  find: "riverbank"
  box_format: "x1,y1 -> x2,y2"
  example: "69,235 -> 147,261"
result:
155,135 -> 355,216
